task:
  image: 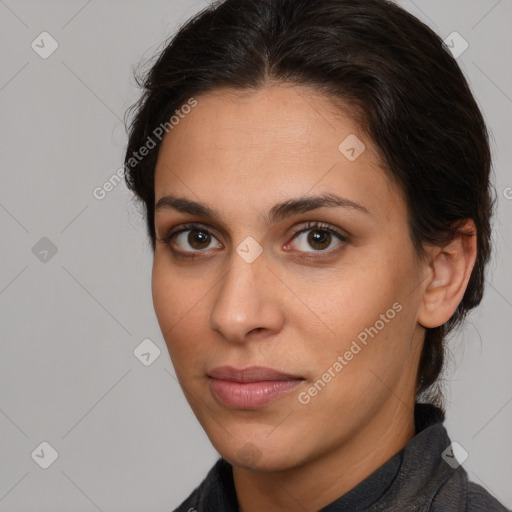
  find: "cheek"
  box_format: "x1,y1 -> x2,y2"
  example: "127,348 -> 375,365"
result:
151,258 -> 207,356
151,261 -> 178,332
294,258 -> 395,330
300,289 -> 416,424
296,242 -> 418,362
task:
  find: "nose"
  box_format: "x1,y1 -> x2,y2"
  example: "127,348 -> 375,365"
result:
209,249 -> 286,343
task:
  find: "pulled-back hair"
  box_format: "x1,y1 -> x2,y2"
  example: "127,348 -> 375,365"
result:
123,0 -> 494,410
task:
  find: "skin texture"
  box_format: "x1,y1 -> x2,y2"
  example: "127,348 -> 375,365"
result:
151,83 -> 477,511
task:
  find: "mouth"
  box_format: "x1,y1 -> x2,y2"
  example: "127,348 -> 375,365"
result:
208,365 -> 304,382
207,365 -> 306,409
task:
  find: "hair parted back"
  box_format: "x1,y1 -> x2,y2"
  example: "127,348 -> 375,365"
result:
123,0 -> 495,411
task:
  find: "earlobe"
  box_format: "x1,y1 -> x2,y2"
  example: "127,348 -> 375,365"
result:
418,219 -> 477,329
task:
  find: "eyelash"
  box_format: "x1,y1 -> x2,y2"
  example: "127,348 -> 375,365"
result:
158,221 -> 349,260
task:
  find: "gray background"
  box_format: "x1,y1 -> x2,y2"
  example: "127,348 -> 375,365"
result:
0,0 -> 511,510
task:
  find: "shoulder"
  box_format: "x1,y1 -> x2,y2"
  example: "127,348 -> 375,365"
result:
430,467 -> 510,512
171,480 -> 205,512
171,458 -> 238,512
466,481 -> 511,512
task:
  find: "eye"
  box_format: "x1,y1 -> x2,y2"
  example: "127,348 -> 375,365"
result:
158,223 -> 222,258
288,221 -> 348,253
158,221 -> 348,259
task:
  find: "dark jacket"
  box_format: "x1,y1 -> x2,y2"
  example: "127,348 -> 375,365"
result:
173,403 -> 510,511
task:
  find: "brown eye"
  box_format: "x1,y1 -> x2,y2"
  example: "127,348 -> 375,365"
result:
186,229 -> 211,250
307,230 -> 332,250
159,224 -> 223,257
174,228 -> 221,252
290,222 -> 347,254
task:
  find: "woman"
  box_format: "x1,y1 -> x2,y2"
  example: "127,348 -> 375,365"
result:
123,0 -> 509,510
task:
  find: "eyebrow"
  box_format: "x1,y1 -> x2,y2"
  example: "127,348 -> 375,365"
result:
154,192 -> 370,223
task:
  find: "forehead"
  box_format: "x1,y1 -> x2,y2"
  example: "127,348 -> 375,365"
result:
153,83 -> 400,220
156,84 -> 381,170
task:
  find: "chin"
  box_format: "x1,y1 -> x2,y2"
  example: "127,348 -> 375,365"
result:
227,447 -> 300,472
208,427 -> 308,472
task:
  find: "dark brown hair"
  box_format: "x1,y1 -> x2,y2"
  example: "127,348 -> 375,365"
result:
123,0 -> 494,411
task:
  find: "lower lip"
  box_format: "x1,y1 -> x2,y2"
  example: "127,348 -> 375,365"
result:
209,378 -> 304,409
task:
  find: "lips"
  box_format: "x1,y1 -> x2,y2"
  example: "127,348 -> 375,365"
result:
208,365 -> 305,409
208,365 -> 303,382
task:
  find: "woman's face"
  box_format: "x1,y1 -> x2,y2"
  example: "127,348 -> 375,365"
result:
152,84 -> 428,471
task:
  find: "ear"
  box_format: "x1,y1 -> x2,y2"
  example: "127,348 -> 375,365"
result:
417,219 -> 477,329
